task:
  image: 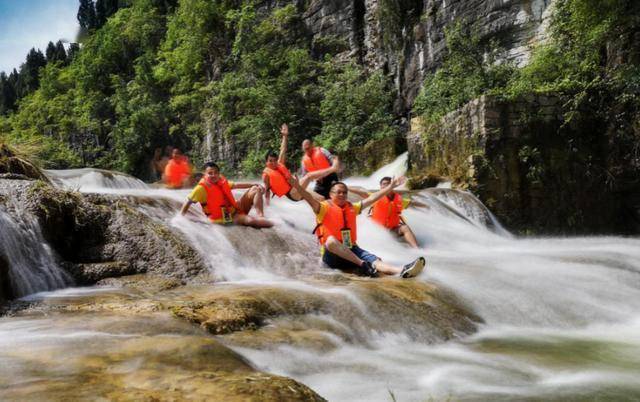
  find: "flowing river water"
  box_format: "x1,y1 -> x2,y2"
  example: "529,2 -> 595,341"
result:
1,154 -> 640,401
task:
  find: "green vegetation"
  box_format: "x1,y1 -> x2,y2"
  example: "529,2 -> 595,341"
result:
413,22 -> 514,122
0,0 -> 398,177
414,0 -> 640,123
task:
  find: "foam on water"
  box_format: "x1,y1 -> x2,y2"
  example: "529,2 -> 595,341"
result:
3,154 -> 639,401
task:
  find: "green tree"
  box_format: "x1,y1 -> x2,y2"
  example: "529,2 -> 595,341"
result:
77,0 -> 97,30
318,63 -> 396,152
0,73 -> 17,115
16,48 -> 47,98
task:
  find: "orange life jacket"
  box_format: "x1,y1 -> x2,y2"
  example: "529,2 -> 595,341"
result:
302,147 -> 331,172
314,201 -> 358,246
262,163 -> 292,197
370,192 -> 404,229
197,176 -> 239,223
164,158 -> 191,188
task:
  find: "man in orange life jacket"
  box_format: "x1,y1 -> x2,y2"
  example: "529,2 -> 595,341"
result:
180,162 -> 273,228
365,176 -> 419,248
288,175 -> 425,278
300,139 -> 341,199
263,123 -> 322,203
163,148 -> 192,189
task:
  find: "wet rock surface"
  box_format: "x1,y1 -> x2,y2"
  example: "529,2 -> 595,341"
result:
0,272 -> 479,400
0,179 -> 209,290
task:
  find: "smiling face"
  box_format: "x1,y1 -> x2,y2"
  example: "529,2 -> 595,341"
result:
266,155 -> 278,169
204,166 -> 220,183
329,183 -> 348,207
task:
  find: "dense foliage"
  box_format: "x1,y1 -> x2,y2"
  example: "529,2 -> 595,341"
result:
415,0 -> 640,124
0,0 -> 398,177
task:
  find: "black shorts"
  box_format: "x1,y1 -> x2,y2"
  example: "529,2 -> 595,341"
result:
313,173 -> 340,199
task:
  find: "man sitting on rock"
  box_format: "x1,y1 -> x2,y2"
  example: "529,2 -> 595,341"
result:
263,123 -> 323,204
299,138 -> 341,199
288,175 -> 425,277
180,162 -> 273,228
351,176 -> 420,248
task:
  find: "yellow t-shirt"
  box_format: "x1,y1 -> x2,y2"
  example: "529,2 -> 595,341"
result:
316,201 -> 363,222
188,181 -> 235,204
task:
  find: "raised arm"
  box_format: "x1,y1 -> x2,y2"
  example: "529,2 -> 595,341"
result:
349,187 -> 370,199
361,176 -> 406,209
263,174 -> 271,205
288,175 -> 321,214
278,123 -> 288,165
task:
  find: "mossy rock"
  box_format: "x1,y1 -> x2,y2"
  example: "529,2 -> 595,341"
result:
0,144 -> 49,182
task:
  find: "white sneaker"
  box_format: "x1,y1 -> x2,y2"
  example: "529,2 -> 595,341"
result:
400,257 -> 425,278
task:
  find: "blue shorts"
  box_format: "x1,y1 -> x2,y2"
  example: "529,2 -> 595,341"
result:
322,244 -> 380,271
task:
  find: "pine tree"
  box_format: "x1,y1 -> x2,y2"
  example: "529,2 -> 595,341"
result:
0,72 -> 17,115
54,41 -> 68,64
45,41 -> 57,62
67,43 -> 81,61
17,48 -> 47,97
96,0 -> 119,28
77,0 -> 97,30
95,0 -> 106,27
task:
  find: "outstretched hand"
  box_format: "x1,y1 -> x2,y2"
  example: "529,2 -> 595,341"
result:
280,123 -> 289,138
287,174 -> 301,188
391,176 -> 407,188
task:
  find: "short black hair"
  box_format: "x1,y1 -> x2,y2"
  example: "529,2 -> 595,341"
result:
380,176 -> 392,185
329,181 -> 348,192
203,161 -> 220,171
265,151 -> 278,161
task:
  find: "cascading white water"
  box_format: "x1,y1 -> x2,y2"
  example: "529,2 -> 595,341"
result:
3,155 -> 640,401
45,168 -> 149,191
0,208 -> 71,298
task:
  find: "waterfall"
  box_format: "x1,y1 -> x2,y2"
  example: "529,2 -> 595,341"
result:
1,154 -> 638,401
0,208 -> 71,298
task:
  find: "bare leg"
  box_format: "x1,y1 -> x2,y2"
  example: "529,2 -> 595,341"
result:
235,214 -> 273,228
398,225 -> 419,248
372,260 -> 402,275
238,186 -> 265,217
324,237 -> 363,266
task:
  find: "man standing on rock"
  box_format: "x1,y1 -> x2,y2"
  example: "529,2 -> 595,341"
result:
180,162 -> 273,228
299,138 -> 341,199
288,175 -> 425,277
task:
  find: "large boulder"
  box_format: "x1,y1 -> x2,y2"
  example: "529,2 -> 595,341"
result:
0,179 -> 209,286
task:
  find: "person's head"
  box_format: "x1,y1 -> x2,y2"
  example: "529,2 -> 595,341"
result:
329,181 -> 349,206
153,147 -> 162,159
172,148 -> 182,160
265,151 -> 279,169
302,139 -> 313,156
203,161 -> 221,183
164,145 -> 174,157
379,176 -> 392,189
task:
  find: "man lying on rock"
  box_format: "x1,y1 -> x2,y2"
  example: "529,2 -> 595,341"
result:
287,174 -> 425,277
180,162 -> 273,228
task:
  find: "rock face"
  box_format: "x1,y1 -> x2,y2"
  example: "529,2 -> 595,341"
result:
0,179 -> 209,289
408,94 -> 640,234
300,0 -> 554,112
